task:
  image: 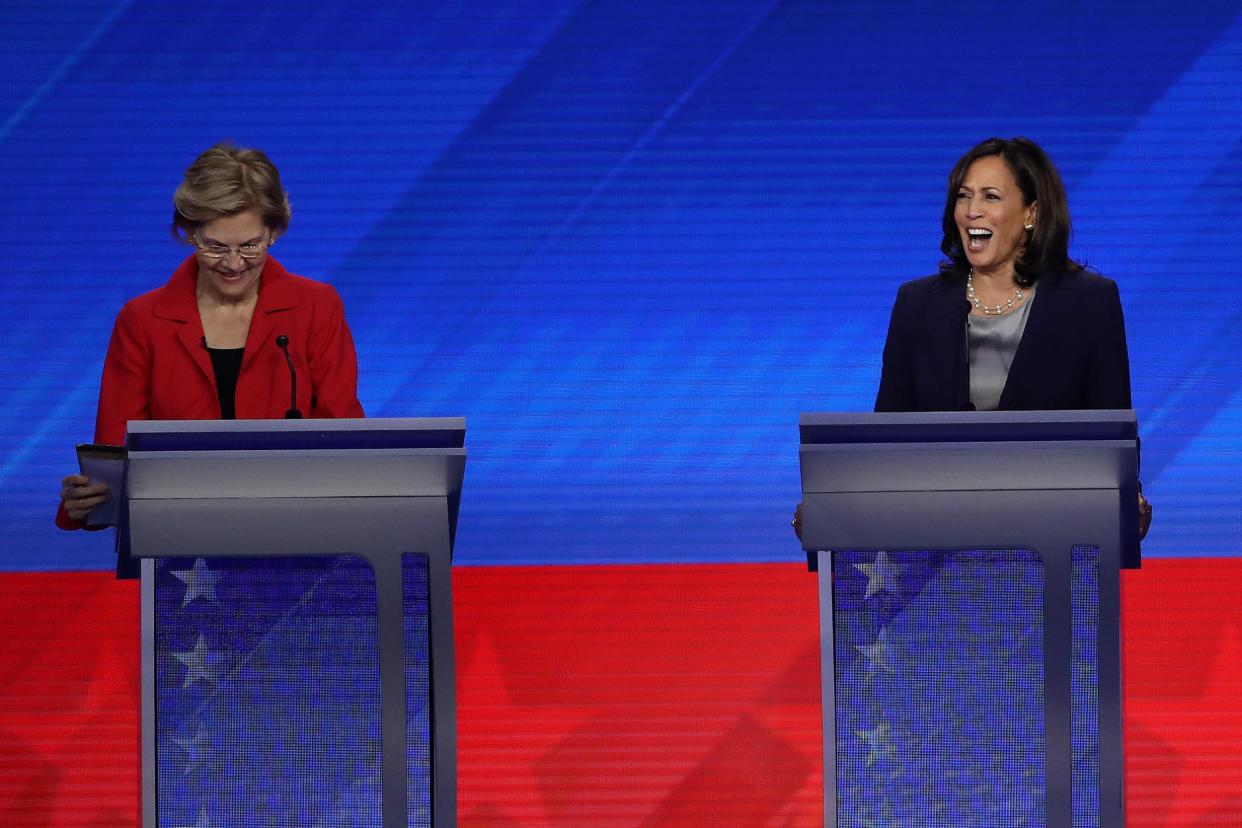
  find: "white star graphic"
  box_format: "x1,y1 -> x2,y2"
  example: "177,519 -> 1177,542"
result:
170,559 -> 221,607
174,807 -> 211,828
172,726 -> 211,773
854,551 -> 904,599
855,721 -> 895,767
173,635 -> 226,689
855,628 -> 896,676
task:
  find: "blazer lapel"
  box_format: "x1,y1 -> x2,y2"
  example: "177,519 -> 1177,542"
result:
998,269 -> 1059,410
241,257 -> 300,372
154,257 -> 214,389
923,274 -> 972,410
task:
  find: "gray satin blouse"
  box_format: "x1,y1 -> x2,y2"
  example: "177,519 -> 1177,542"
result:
967,283 -> 1037,411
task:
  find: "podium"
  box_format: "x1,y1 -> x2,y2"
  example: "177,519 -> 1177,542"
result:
123,418 -> 465,828
799,411 -> 1139,828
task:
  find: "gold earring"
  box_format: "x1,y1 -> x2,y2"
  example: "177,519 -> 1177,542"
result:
1024,223 -> 1034,231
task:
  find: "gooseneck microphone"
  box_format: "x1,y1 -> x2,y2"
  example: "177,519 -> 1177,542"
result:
275,335 -> 302,418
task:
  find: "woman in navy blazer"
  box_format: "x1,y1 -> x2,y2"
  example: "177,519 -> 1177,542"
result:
796,137 -> 1150,538
875,137 -> 1133,414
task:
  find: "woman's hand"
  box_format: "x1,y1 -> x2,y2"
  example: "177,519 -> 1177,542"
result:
61,474 -> 110,523
1138,489 -> 1152,541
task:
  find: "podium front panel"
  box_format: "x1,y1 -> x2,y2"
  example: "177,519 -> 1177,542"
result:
825,547 -> 1101,827
153,555 -> 391,826
149,552 -> 440,827
134,497 -> 457,828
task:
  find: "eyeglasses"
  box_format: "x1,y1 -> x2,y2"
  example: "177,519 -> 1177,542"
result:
192,237 -> 272,260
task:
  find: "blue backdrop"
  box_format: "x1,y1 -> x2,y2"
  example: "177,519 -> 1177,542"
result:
4,0 -> 1241,570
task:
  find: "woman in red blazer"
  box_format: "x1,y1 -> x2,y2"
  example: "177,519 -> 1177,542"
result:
57,144 -> 364,530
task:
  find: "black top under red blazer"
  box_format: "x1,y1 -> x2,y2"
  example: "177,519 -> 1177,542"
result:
875,268 -> 1133,413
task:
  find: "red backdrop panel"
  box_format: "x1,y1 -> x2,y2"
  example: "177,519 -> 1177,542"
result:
1122,559 -> 1242,825
1,559 -> 1240,826
0,572 -> 140,827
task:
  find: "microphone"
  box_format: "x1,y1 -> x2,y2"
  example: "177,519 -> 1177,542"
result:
275,335 -> 302,418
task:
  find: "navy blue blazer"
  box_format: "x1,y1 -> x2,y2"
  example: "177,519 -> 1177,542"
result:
875,268 -> 1132,412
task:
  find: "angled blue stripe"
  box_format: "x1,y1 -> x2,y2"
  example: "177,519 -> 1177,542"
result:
0,0 -> 135,142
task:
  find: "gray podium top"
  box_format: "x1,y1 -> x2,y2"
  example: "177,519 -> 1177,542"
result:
123,417 -> 467,559
799,410 -> 1140,568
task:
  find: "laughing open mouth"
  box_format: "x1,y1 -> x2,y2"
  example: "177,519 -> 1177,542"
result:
966,227 -> 992,250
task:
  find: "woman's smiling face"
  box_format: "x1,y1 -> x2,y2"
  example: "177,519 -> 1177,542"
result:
954,155 -> 1036,277
192,208 -> 271,303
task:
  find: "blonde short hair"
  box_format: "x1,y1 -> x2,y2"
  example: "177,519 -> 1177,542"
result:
170,143 -> 292,241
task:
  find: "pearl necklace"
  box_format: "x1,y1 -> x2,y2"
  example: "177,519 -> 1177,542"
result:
967,270 -> 1024,316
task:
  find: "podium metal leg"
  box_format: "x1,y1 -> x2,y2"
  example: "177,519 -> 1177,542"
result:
1043,546 -> 1073,828
141,559 -> 156,828
817,549 -> 837,828
374,553 -> 410,828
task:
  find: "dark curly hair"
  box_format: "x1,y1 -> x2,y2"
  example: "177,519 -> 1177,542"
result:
940,137 -> 1081,287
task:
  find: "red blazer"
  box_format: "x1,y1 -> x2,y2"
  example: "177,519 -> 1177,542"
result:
57,255 -> 364,529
